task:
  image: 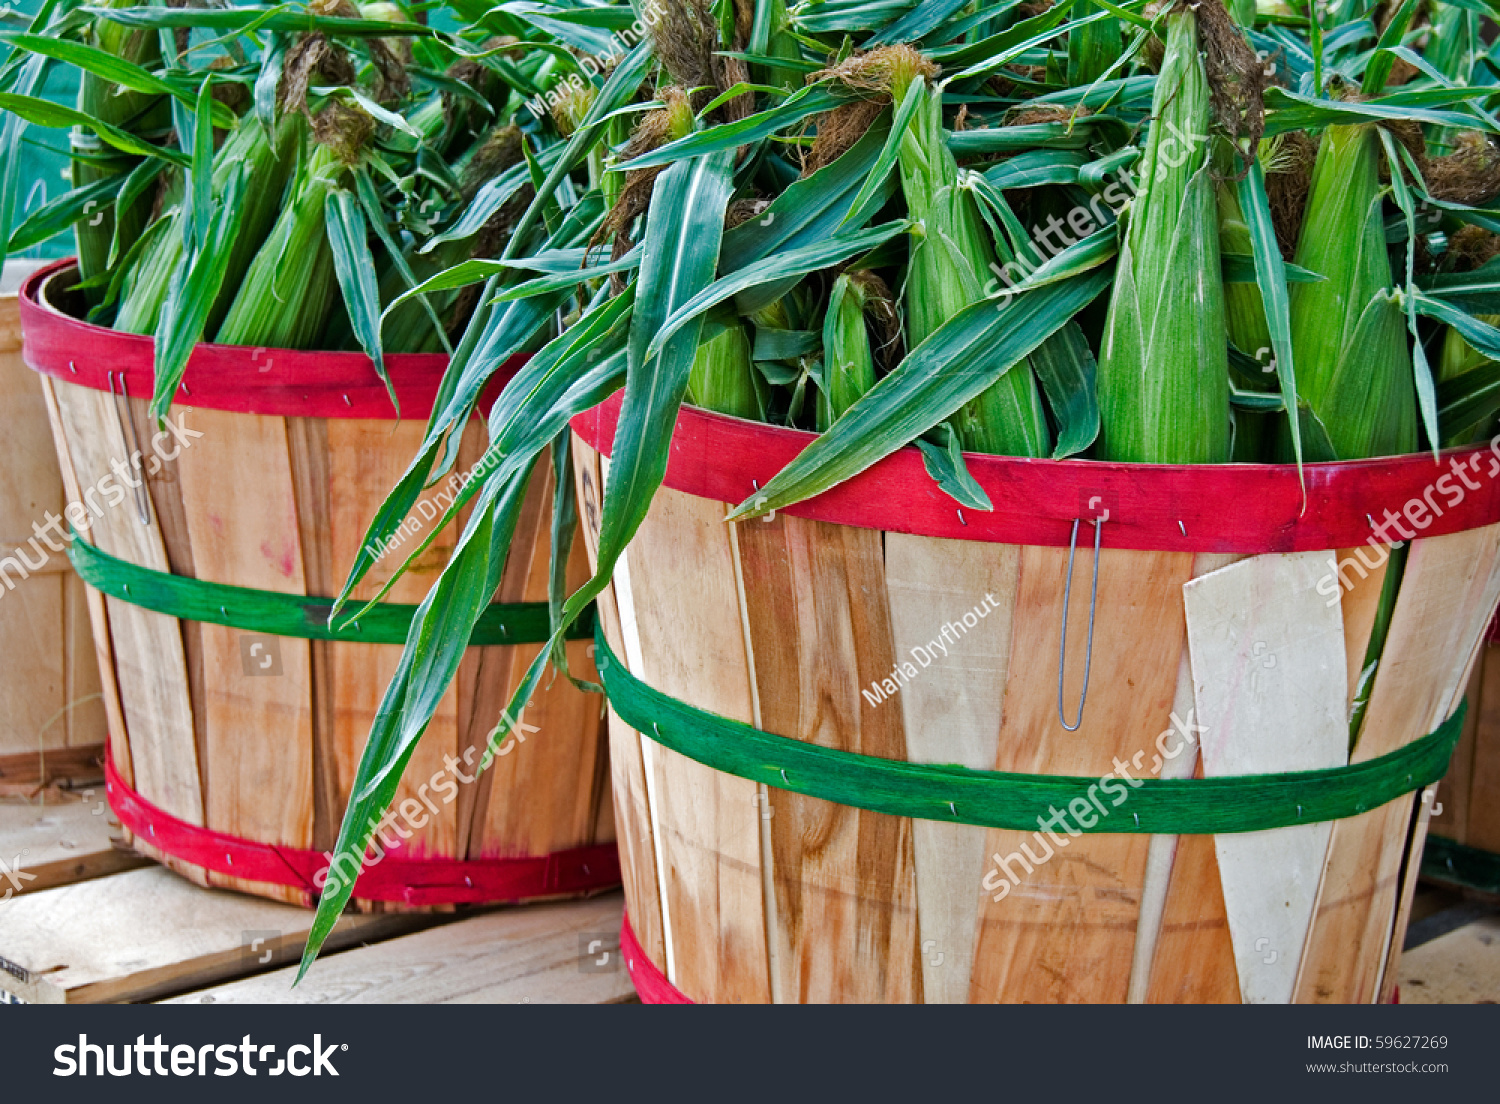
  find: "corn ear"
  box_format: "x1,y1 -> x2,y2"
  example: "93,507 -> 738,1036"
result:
816,271 -> 880,431
1097,8 -> 1230,463
687,317 -> 759,421
114,116 -> 300,336
1286,124 -> 1416,459
214,140 -> 345,349
894,67 -> 1048,457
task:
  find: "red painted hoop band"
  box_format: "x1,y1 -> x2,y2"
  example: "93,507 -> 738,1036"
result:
620,911 -> 692,1004
572,392 -> 1500,554
106,755 -> 620,908
19,259 -> 519,421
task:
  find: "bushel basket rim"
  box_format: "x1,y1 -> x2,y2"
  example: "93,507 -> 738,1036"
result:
571,391 -> 1500,554
18,259 -> 518,421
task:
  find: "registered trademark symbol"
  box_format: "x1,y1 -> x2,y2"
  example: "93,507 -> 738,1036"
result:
342,1044 -> 348,1051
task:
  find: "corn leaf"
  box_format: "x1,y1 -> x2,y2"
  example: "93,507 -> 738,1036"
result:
565,150 -> 737,629
150,166 -> 248,418
1028,320 -> 1099,459
644,220 -> 910,362
620,86 -> 847,171
1238,161 -> 1302,481
326,187 -> 391,411
728,268 -> 1110,519
0,91 -> 190,165
916,421 -> 993,510
300,469 -> 533,981
6,172 -> 121,251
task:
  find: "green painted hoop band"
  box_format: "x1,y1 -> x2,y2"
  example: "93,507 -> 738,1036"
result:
70,537 -> 592,646
594,624 -> 1461,835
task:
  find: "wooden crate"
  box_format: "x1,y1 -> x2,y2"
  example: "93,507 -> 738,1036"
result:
0,271 -> 107,795
0,798 -> 633,1004
1431,641 -> 1500,859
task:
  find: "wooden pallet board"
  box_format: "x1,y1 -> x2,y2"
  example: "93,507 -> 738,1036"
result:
0,865 -> 427,1003
0,798 -> 145,896
160,893 -> 634,1005
1396,914 -> 1500,1004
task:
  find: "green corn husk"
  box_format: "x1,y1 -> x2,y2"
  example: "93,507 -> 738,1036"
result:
883,53 -> 1048,457
816,270 -> 884,431
214,139 -> 348,349
1284,123 -> 1416,460
688,317 -> 759,420
114,116 -> 301,336
1097,8 -> 1230,463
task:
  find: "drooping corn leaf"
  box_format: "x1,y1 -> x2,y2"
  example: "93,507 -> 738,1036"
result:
0,91 -> 190,165
299,469 -> 533,982
336,292 -> 634,622
1238,161 -> 1303,482
326,188 -> 391,411
6,172 -> 122,252
1028,320 -> 1099,459
564,150 -> 738,628
150,165 -> 248,419
916,420 -> 993,510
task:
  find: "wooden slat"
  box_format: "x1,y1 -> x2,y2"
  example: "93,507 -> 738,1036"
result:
1183,551 -> 1347,1004
285,416 -> 339,855
327,419 -> 462,868
885,533 -> 1016,1004
613,484 -> 770,1003
735,515 -> 918,1004
1129,552 -> 1237,1003
0,798 -> 146,895
64,569 -> 106,749
1296,523 -> 1500,1003
572,441 -> 665,973
1143,770 -> 1241,1003
0,294 -> 73,757
970,546 -> 1192,1003
40,377 -> 131,787
1467,643 -> 1500,853
0,865 -> 425,1003
1377,630 -> 1494,1003
160,894 -> 635,1004
46,379 -> 200,825
0,743 -> 103,791
175,408 -> 314,905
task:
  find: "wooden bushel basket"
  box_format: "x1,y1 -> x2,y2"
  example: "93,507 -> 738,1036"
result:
573,393 -> 1500,1004
19,260 -> 617,909
0,263 -> 107,796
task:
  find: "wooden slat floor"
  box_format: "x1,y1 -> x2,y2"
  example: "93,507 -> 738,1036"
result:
0,798 -> 633,1005
1396,882 -> 1500,1004
3,796 -> 1496,1004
